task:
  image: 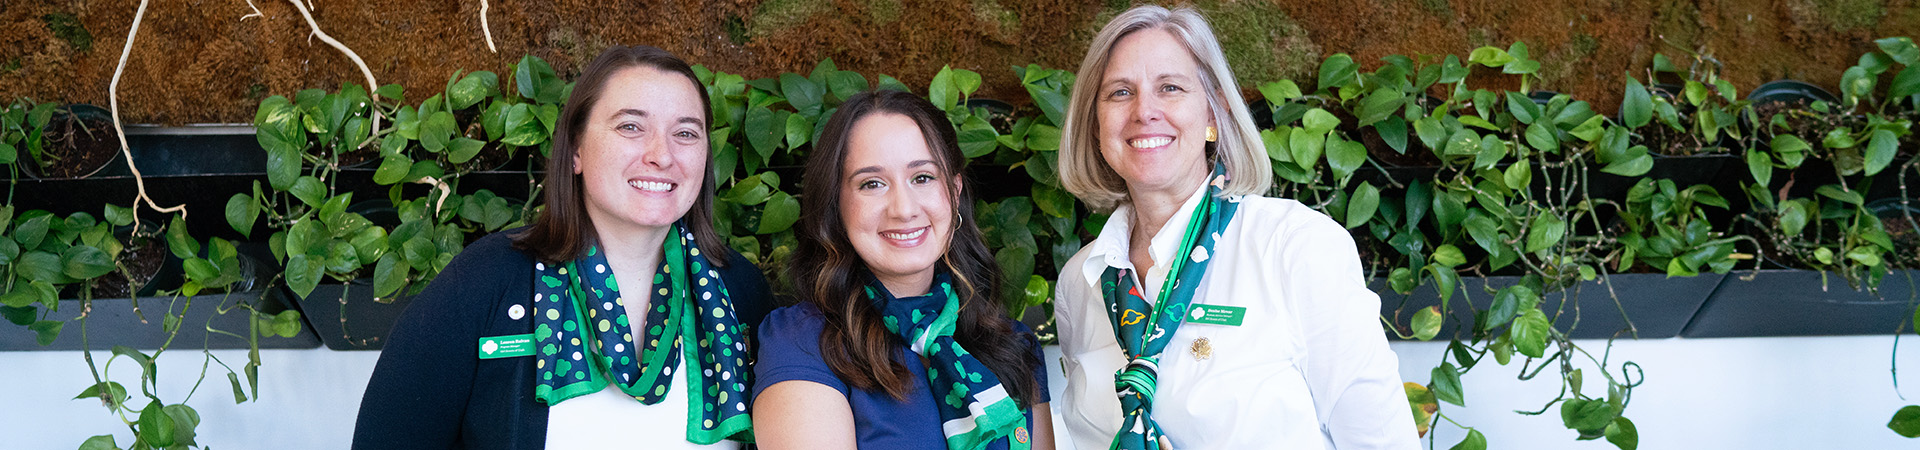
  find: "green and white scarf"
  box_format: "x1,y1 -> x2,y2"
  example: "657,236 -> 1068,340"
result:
1100,166 -> 1239,450
532,221 -> 753,444
868,273 -> 1032,450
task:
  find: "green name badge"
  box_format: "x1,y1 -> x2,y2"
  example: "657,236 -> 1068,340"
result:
1186,304 -> 1245,326
478,334 -> 535,359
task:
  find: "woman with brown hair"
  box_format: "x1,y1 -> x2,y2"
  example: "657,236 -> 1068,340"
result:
352,45 -> 772,449
751,89 -> 1053,450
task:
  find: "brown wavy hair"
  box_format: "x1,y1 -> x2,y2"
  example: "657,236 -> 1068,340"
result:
512,45 -> 725,265
789,89 -> 1043,405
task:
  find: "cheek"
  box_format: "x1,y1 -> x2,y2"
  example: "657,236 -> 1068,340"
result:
676,144 -> 708,174
838,194 -> 870,233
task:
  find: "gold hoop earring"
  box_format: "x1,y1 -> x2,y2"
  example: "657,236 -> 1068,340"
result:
1205,126 -> 1218,143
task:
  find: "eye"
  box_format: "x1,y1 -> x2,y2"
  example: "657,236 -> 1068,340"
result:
858,179 -> 884,190
1108,87 -> 1133,99
1160,83 -> 1185,93
912,173 -> 937,184
674,129 -> 700,139
616,123 -> 640,132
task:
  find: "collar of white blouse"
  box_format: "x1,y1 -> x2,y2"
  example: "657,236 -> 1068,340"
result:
1080,181 -> 1213,305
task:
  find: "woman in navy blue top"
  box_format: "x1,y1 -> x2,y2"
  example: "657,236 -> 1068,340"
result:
752,89 -> 1054,450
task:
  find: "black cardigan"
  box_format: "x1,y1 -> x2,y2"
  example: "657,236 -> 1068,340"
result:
351,230 -> 775,450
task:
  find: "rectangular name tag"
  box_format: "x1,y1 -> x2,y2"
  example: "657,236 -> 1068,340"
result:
1187,304 -> 1245,326
478,334 -> 536,359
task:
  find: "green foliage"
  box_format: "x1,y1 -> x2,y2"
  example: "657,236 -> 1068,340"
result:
27,30 -> 1920,447
0,98 -> 58,169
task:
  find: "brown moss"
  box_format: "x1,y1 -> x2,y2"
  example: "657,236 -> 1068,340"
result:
7,0 -> 1920,124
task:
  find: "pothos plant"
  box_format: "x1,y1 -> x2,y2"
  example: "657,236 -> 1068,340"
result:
70,227 -> 303,450
0,98 -> 59,186
1258,42 -> 1652,449
0,201 -> 299,449
0,206 -> 129,345
237,72 -> 532,328
1730,37 -> 1920,435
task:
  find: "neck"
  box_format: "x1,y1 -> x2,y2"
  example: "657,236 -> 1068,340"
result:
1127,167 -> 1208,249
875,271 -> 935,298
594,222 -> 673,280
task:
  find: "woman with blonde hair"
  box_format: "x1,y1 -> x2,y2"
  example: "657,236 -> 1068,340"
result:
1052,5 -> 1418,449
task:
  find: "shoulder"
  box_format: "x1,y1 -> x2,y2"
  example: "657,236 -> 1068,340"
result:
1009,317 -> 1035,336
441,228 -> 537,279
1227,195 -> 1354,255
757,303 -> 828,342
751,303 -> 847,396
410,229 -> 535,309
1056,234 -> 1105,298
1229,195 -> 1335,233
1058,246 -> 1093,286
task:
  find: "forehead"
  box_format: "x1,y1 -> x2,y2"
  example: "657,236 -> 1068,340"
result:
591,66 -> 704,117
1102,27 -> 1201,80
844,113 -> 936,169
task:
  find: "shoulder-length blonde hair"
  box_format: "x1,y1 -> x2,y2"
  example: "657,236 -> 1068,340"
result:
1057,5 -> 1272,212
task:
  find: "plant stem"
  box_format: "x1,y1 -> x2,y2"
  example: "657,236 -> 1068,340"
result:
109,0 -> 188,229
286,0 -> 383,149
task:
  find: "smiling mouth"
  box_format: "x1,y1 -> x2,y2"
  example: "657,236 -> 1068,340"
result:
882,228 -> 927,240
629,180 -> 676,192
1129,136 -> 1172,149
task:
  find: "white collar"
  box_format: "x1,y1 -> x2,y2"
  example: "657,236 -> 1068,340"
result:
1079,181 -> 1214,287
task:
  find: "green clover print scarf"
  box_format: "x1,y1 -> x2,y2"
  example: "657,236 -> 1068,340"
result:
532,221 -> 753,444
868,273 -> 1031,450
1099,166 -> 1239,450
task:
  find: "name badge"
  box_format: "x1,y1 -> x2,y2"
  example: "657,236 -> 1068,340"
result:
478,334 -> 536,359
1186,304 -> 1245,326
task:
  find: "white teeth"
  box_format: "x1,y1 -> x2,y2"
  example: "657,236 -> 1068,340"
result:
882,229 -> 927,240
1129,137 -> 1173,149
629,180 -> 675,192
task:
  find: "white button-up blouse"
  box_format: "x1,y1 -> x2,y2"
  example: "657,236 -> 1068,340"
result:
1054,184 -> 1419,450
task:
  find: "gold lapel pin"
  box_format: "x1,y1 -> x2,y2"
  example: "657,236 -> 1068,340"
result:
1190,337 -> 1213,360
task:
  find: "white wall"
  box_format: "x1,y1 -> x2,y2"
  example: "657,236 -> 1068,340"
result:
3,336 -> 1918,449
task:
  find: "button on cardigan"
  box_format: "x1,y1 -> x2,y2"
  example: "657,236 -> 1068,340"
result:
351,230 -> 775,450
1053,185 -> 1419,450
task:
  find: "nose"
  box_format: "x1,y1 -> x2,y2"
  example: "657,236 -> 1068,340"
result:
639,131 -> 673,169
1130,92 -> 1165,125
884,181 -> 920,221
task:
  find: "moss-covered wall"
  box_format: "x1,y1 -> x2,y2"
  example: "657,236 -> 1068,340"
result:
4,0 -> 1919,124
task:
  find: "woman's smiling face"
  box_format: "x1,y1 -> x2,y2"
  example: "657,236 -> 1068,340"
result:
1095,27 -> 1214,197
838,112 -> 958,296
574,66 -> 708,236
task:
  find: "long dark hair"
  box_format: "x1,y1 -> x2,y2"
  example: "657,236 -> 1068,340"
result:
789,89 -> 1042,405
512,45 -> 726,265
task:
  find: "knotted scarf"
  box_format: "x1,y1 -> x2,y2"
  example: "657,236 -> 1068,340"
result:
1100,166 -> 1239,450
532,221 -> 753,444
868,273 -> 1031,450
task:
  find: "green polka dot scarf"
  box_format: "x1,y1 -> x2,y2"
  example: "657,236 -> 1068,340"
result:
1100,166 -> 1238,450
868,273 -> 1030,450
531,221 -> 753,445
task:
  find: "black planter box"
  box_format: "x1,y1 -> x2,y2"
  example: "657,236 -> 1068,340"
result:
1376,272 -> 1724,341
0,289 -> 321,351
1681,269 -> 1920,337
290,281 -> 417,351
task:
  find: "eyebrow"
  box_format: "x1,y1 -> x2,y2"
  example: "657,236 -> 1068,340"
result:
610,109 -> 705,127
1104,73 -> 1196,86
848,159 -> 937,178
